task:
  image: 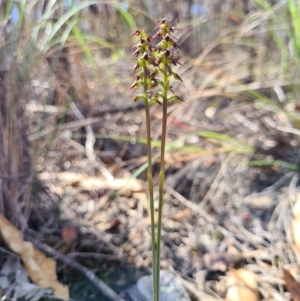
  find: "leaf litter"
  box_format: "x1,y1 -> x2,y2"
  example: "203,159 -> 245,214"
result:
2,2 -> 300,300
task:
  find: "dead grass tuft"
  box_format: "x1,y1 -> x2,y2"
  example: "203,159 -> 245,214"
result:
0,44 -> 32,230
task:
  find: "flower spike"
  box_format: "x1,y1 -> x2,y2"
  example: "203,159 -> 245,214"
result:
129,18 -> 186,301
130,18 -> 184,103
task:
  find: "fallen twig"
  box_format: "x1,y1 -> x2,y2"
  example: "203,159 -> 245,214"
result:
67,252 -> 120,261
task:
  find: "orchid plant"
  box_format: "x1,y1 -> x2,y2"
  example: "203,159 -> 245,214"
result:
129,18 -> 184,301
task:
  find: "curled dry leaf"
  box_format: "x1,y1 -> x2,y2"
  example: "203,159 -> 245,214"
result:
283,268 -> 300,301
0,214 -> 69,299
226,268 -> 258,301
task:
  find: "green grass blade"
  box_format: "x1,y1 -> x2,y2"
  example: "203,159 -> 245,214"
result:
248,160 -> 300,171
112,3 -> 136,30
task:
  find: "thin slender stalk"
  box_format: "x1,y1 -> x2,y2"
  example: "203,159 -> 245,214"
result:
143,83 -> 158,301
156,72 -> 168,299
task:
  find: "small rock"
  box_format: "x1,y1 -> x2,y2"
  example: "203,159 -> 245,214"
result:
125,270 -> 191,301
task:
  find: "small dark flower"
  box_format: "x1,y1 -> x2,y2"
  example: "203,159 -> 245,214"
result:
171,56 -> 182,66
129,80 -> 140,90
144,69 -> 150,77
155,57 -> 161,65
133,94 -> 146,102
162,35 -> 180,50
176,95 -> 185,102
151,95 -> 162,105
163,33 -> 177,42
170,26 -> 179,32
132,74 -> 140,81
141,52 -> 155,64
152,31 -> 162,39
131,29 -> 151,43
132,39 -> 147,50
150,79 -> 159,89
155,18 -> 166,24
131,29 -> 141,36
173,73 -> 183,82
133,62 -> 140,70
167,95 -> 185,103
150,69 -> 158,78
173,42 -> 180,49
162,49 -> 171,57
131,48 -> 141,57
142,52 -> 149,60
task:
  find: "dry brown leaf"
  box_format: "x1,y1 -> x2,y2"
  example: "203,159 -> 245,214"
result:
38,171 -> 145,192
95,218 -> 121,232
170,208 -> 191,220
226,268 -> 258,301
0,214 -> 69,299
288,267 -> 300,279
248,196 -> 273,210
202,252 -> 245,271
133,191 -> 149,212
283,268 -> 300,301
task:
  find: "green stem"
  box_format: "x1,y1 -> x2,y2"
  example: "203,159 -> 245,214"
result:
156,74 -> 168,299
143,83 -> 158,301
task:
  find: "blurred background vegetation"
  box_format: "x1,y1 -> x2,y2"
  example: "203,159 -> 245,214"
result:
1,0 -> 300,300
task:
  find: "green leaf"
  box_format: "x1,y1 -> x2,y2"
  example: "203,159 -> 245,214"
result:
112,4 -> 136,30
248,160 -> 300,171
